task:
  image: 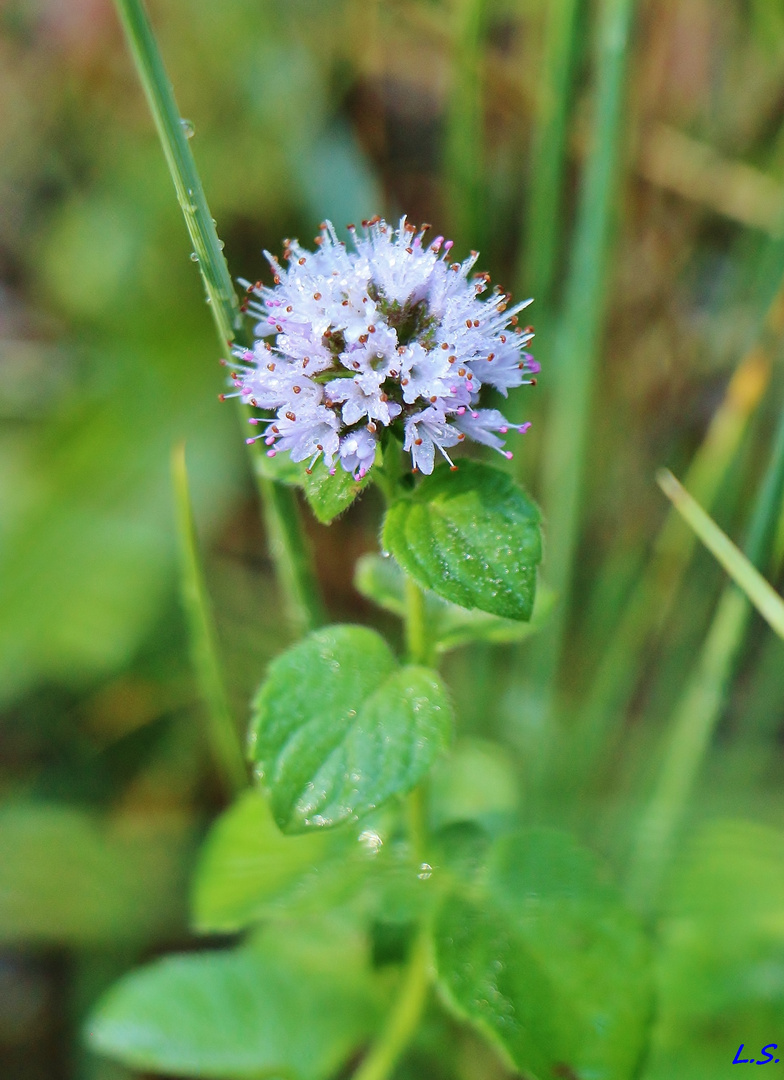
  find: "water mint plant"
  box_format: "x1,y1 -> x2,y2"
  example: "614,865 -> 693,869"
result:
9,1 -> 784,1078
71,1 -> 728,1079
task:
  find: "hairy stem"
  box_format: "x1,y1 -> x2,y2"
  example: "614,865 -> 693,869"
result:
113,0 -> 324,635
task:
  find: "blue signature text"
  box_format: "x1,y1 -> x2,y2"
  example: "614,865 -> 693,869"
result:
734,1045 -> 780,1064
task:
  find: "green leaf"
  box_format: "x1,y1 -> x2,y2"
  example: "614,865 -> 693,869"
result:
434,829 -> 652,1080
303,458 -> 372,524
87,920 -> 381,1080
381,461 -> 542,621
253,450 -> 373,525
436,890 -> 562,1078
192,791 -> 426,932
250,625 -> 453,832
355,553 -> 554,652
192,790 -> 363,932
0,804 -> 192,946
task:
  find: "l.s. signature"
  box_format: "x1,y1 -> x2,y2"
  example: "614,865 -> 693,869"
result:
734,1045 -> 781,1064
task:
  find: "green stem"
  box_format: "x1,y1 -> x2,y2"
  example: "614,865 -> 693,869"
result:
569,346 -> 770,789
519,0 -> 583,307
537,0 -> 637,688
258,472 -> 326,635
404,577 -> 431,666
625,587 -> 749,911
657,468 -> 784,639
517,0 -> 637,806
113,0 -> 325,635
444,0 -> 486,245
352,929 -> 431,1080
113,0 -> 242,346
352,567 -> 435,1080
172,443 -> 247,795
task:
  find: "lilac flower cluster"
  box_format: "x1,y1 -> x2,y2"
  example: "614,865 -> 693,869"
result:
225,217 -> 538,478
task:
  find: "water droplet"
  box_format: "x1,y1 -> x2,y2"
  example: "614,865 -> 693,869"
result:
418,862 -> 433,880
381,549 -> 391,558
190,252 -> 199,262
358,829 -> 383,854
180,117 -> 195,138
218,239 -> 225,250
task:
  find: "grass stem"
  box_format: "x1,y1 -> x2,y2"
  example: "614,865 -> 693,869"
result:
172,443 -> 247,796
519,0 -> 583,307
538,0 -> 637,676
113,0 -> 325,636
113,0 -> 242,347
257,471 -> 326,636
570,346 -> 770,783
657,469 -> 784,639
518,0 -> 637,797
627,398 -> 784,910
445,0 -> 486,245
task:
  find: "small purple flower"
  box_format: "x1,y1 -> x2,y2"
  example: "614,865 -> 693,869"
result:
339,428 -> 378,479
228,216 -> 536,476
453,409 -> 531,458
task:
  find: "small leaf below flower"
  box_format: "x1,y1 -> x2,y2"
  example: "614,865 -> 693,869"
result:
302,459 -> 372,523
382,461 -> 542,621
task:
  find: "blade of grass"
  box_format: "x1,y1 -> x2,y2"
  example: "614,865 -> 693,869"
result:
570,345 -> 771,780
113,0 -> 325,636
518,0 -> 584,308
626,398 -> 784,911
257,469 -> 327,634
444,0 -> 486,245
567,257 -> 784,793
172,442 -> 246,796
516,0 -> 637,789
539,0 -> 637,643
113,0 -> 241,346
657,469 -> 784,638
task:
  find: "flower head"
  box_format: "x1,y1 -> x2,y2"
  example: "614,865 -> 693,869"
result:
226,216 -> 536,478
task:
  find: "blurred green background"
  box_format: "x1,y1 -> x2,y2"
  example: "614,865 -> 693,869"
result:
3,0 -> 784,1076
